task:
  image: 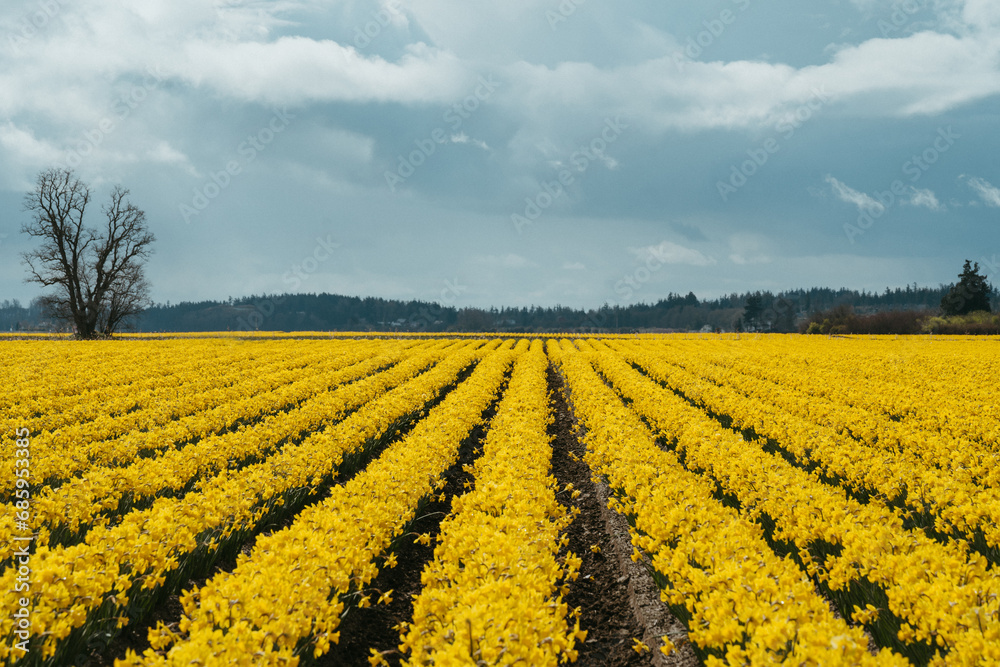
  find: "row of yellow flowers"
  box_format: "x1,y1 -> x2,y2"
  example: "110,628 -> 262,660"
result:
615,340 -> 1000,552
0,342 -> 250,456
77,340 -> 409,469
0,339 -> 180,411
655,337 -> 1000,461
0,339 -> 399,501
401,340 -> 583,665
0,341 -> 492,663
548,340 -> 901,665
588,340 -> 1000,663
118,342 -> 521,666
4,340 -> 447,550
649,338 -> 1000,489
0,339 -> 300,438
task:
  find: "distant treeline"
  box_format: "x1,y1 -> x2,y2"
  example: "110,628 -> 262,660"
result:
2,283 -> 991,334
0,299 -> 52,332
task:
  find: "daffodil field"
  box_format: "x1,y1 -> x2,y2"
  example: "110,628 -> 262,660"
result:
3,334 -> 1000,666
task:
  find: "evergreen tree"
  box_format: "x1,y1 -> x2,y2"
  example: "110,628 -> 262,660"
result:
941,260 -> 992,315
743,292 -> 765,331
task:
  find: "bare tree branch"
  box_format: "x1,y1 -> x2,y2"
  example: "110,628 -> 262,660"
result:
20,168 -> 155,338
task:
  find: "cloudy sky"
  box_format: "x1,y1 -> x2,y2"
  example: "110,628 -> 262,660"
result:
1,0 -> 999,309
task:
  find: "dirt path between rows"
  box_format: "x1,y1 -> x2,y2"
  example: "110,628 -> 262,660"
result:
547,364 -> 699,667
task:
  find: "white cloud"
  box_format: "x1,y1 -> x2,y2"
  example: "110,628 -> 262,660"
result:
144,140 -> 189,164
375,0 -> 410,30
175,39 -> 469,106
496,14 -> 1000,141
0,122 -> 62,166
964,175 -> 1000,207
0,4 -> 470,122
0,122 -> 64,188
631,241 -> 716,267
562,261 -> 586,270
450,133 -> 490,150
826,175 -> 885,213
905,187 -> 943,210
4,0 -> 998,185
959,0 -> 1000,31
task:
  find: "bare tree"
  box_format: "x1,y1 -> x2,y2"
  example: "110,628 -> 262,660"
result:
21,168 -> 155,338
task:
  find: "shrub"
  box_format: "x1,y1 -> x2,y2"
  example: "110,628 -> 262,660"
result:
922,312 -> 1000,335
800,306 -> 928,335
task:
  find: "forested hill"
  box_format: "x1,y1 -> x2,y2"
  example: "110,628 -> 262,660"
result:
0,284 -> 976,334
133,284 -> 957,333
